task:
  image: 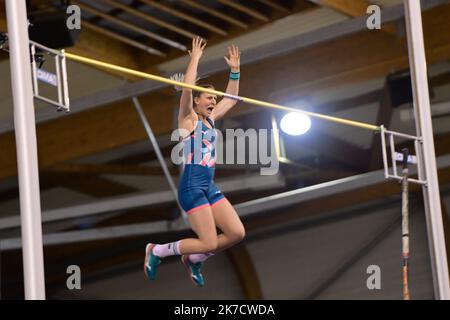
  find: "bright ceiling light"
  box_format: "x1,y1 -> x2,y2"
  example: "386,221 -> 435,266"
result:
280,112 -> 311,136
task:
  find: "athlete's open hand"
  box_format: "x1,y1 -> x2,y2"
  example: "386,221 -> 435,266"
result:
224,44 -> 240,72
188,36 -> 207,61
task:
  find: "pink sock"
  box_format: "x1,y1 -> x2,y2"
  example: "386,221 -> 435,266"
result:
152,241 -> 181,258
189,252 -> 214,264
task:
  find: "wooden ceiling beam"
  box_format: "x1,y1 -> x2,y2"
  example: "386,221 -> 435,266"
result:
139,0 -> 228,36
98,0 -> 197,39
257,0 -> 290,13
178,0 -> 248,29
319,0 -> 372,17
318,0 -> 397,35
0,0 -> 6,32
218,0 -> 269,22
82,20 -> 166,57
74,0 -> 185,52
1,0 -> 145,70
133,0 -> 311,67
67,28 -> 142,80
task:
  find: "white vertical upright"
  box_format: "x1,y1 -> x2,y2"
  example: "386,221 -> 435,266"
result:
5,0 -> 46,299
404,0 -> 450,299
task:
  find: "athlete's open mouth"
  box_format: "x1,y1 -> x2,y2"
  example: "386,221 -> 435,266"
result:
207,106 -> 214,112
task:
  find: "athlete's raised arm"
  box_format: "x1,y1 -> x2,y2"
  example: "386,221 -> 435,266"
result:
211,45 -> 240,121
179,37 -> 206,122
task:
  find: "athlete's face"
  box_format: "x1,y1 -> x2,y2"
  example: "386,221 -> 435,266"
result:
194,93 -> 217,117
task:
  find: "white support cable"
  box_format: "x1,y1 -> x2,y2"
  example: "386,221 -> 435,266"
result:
132,97 -> 188,225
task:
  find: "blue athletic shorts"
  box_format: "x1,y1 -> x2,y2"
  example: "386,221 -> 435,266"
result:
178,164 -> 226,214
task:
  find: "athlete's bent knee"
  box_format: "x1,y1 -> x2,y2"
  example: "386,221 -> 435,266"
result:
202,238 -> 218,252
229,226 -> 246,243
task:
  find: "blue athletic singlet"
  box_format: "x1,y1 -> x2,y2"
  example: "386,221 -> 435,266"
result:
178,117 -> 226,214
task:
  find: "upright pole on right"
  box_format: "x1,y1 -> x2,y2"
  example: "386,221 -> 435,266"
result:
403,0 -> 450,299
401,148 -> 411,300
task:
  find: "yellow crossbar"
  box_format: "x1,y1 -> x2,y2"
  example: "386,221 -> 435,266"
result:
65,52 -> 381,132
